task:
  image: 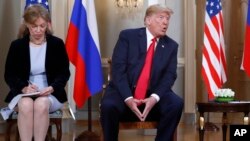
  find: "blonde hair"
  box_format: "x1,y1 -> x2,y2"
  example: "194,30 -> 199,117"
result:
17,4 -> 52,38
144,4 -> 173,25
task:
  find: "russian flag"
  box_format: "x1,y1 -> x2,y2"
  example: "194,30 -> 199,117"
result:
66,0 -> 103,108
241,2 -> 250,77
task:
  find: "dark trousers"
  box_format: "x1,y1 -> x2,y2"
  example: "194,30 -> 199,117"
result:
100,88 -> 183,141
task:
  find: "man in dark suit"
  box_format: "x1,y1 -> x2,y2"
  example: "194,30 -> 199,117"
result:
100,4 -> 183,141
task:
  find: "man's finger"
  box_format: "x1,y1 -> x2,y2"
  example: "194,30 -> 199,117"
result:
134,99 -> 143,106
141,106 -> 150,121
132,107 -> 143,121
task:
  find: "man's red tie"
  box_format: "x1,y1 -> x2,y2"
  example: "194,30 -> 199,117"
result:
134,38 -> 157,100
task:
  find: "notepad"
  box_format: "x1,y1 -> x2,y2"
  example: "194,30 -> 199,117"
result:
0,92 -> 40,120
8,92 -> 41,109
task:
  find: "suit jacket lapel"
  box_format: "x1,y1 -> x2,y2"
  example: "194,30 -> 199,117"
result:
151,37 -> 167,80
139,29 -> 147,55
133,29 -> 148,86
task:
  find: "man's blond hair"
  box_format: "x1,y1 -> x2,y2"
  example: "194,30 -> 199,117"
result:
144,4 -> 173,23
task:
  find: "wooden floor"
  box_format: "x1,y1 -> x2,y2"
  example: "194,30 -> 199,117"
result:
0,119 -> 230,141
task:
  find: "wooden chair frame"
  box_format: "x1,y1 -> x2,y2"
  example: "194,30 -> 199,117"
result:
5,110 -> 62,141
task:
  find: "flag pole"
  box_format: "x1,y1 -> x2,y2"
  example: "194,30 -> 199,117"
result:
88,97 -> 92,132
75,97 -> 100,141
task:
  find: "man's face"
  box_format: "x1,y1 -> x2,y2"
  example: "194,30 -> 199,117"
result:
146,11 -> 170,37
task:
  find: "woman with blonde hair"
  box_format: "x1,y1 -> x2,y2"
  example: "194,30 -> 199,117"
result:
4,4 -> 70,141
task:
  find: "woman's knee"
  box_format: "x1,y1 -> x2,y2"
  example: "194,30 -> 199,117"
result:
34,97 -> 50,113
18,97 -> 34,114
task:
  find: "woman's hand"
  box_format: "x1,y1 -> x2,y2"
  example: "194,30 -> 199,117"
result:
21,84 -> 39,94
39,86 -> 54,96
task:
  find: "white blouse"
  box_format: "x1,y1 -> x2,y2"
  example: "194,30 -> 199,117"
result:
29,42 -> 48,90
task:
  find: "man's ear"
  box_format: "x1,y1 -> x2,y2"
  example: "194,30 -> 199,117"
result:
145,16 -> 151,26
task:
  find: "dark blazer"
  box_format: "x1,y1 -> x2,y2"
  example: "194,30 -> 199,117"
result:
4,34 -> 70,103
108,27 -> 178,100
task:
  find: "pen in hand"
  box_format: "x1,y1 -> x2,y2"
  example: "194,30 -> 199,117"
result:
27,80 -> 39,92
28,80 -> 32,85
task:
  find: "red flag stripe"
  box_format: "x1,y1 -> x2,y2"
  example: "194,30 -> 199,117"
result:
204,24 -> 220,61
242,2 -> 250,77
202,46 -> 221,87
202,67 -> 215,100
202,52 -> 220,94
203,33 -> 221,78
66,23 -> 79,66
73,52 -> 91,107
242,26 -> 250,76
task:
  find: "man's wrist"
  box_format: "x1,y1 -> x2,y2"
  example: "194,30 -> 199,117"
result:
124,96 -> 133,102
150,93 -> 160,102
124,94 -> 159,102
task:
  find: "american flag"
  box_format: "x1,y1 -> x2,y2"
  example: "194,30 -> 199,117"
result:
25,0 -> 49,10
202,0 -> 227,100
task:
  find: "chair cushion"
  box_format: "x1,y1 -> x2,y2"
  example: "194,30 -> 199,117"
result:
9,110 -> 63,119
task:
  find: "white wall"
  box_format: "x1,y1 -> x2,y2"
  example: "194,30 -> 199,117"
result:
165,0 -> 184,57
95,0 -> 145,57
0,0 -> 21,108
0,0 -> 21,133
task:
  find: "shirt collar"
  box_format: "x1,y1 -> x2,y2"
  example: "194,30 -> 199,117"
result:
146,28 -> 158,49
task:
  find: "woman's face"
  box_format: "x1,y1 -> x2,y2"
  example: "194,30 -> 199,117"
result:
26,17 -> 47,40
